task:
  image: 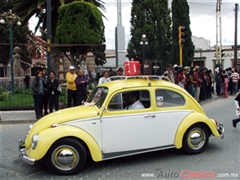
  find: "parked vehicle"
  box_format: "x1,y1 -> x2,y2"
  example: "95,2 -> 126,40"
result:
19,76 -> 224,175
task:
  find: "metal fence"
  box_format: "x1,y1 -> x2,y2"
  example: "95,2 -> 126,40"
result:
0,77 -> 68,110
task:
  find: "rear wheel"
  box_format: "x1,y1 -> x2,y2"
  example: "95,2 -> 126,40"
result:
46,138 -> 86,175
182,124 -> 209,154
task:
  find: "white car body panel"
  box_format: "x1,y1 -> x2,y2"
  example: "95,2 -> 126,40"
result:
63,118 -> 102,148
155,110 -> 193,146
101,112 -> 156,153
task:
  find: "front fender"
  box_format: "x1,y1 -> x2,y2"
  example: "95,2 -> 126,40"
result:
27,125 -> 102,162
174,112 -> 220,149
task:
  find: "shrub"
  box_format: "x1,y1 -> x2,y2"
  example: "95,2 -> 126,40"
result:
15,88 -> 23,94
0,86 -> 8,101
60,87 -> 67,96
22,89 -> 32,95
0,85 -> 6,94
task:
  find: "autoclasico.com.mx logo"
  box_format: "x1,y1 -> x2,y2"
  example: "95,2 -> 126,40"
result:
140,169 -> 239,178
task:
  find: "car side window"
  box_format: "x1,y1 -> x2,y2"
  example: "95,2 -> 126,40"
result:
108,93 -> 123,110
108,90 -> 150,111
155,89 -> 185,108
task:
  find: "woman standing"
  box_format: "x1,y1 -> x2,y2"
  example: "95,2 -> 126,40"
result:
75,69 -> 90,105
223,74 -> 229,98
187,68 -> 197,97
31,70 -> 44,119
47,71 -> 60,113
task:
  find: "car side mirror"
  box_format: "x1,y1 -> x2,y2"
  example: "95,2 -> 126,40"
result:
102,107 -> 107,112
99,107 -> 107,117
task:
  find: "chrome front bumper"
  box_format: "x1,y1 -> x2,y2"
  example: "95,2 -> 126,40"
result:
217,122 -> 224,139
19,139 -> 35,165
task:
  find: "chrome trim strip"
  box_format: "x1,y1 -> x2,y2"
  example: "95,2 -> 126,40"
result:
102,145 -> 175,160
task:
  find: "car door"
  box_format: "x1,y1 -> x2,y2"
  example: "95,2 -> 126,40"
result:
153,89 -> 192,147
101,90 -> 157,154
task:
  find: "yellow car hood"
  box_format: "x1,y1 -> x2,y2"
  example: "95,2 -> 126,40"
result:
25,105 -> 99,149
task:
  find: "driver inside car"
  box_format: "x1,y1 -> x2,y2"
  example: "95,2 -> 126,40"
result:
123,91 -> 145,110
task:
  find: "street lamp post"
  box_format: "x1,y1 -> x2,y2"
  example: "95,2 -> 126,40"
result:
199,47 -> 203,67
0,10 -> 21,97
140,34 -> 148,75
47,0 -> 52,75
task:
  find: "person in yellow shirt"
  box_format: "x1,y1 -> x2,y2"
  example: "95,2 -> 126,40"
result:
66,66 -> 77,107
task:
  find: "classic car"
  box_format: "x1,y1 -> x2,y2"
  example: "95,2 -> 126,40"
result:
19,76 -> 224,175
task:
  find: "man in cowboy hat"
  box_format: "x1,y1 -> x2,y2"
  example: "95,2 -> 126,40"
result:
163,64 -> 175,83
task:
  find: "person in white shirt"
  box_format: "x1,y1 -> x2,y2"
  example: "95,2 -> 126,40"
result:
98,71 -> 111,85
124,91 -> 144,110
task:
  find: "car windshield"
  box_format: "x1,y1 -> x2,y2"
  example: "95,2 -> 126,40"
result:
86,87 -> 109,108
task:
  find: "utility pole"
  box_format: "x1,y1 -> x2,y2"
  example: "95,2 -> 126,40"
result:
216,0 -> 222,68
234,3 -> 239,68
47,0 -> 52,75
115,0 -> 125,68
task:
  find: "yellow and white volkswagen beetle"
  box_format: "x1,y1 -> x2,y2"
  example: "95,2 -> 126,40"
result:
19,76 -> 224,175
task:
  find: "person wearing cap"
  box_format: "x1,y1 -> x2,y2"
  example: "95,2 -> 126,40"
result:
66,66 -> 77,107
163,64 -> 175,83
172,64 -> 178,81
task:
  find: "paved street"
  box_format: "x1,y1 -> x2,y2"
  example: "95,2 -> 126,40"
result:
0,96 -> 239,180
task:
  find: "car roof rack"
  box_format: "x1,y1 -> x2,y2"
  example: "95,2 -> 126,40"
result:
109,75 -> 171,87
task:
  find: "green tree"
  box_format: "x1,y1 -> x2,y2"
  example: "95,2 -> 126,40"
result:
171,0 -> 195,66
155,0 -> 172,70
3,0 -> 105,41
4,0 -> 106,66
55,1 -> 104,67
127,0 -> 171,73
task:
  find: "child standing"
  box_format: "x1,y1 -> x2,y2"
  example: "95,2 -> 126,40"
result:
178,76 -> 185,89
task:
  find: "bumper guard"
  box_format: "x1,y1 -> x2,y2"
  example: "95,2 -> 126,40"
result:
217,122 -> 224,139
19,139 -> 35,165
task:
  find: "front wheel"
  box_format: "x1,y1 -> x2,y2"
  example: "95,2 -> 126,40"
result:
46,138 -> 87,175
182,124 -> 209,154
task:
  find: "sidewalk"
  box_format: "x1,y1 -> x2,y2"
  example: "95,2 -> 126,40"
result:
0,95 -> 221,124
0,110 -> 36,124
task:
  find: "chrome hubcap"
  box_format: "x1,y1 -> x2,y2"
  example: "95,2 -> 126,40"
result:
52,145 -> 79,171
187,128 -> 206,150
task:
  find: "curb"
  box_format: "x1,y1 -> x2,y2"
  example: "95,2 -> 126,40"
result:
0,120 -> 37,125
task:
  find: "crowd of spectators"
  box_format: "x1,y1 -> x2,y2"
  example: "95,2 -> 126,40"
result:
163,64 -> 239,103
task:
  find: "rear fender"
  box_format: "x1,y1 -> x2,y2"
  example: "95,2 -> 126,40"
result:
174,112 -> 220,149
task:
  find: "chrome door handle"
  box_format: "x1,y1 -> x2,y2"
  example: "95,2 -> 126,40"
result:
144,115 -> 156,118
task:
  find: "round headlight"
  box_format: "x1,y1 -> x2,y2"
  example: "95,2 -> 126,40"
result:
31,134 -> 39,150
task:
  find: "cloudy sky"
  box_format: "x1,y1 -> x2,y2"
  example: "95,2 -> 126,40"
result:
29,0 -> 239,50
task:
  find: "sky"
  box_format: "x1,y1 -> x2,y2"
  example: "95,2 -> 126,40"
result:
29,0 -> 240,50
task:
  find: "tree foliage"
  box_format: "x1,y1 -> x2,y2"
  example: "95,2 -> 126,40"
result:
55,1 -> 105,67
127,0 -> 172,70
3,0 -> 106,40
0,1 -> 31,69
171,0 -> 195,66
3,0 -> 106,66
